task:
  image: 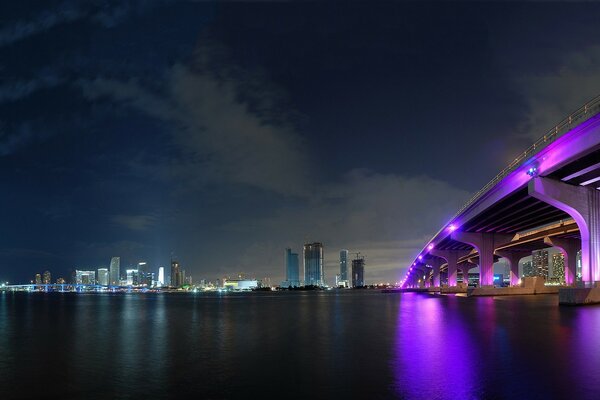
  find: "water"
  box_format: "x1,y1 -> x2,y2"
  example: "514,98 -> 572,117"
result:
1,291 -> 600,399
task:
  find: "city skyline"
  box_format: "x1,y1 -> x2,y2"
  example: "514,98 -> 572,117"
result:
2,2 -> 600,286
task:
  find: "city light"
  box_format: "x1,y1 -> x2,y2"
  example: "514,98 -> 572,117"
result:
427,243 -> 434,251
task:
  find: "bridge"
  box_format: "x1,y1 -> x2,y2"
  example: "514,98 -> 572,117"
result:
0,284 -> 155,292
401,95 -> 600,305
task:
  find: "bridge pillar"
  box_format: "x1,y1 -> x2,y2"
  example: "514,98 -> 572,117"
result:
426,258 -> 444,287
459,262 -> 475,286
415,263 -> 429,288
452,232 -> 513,286
429,249 -> 471,287
529,177 -> 600,284
495,250 -> 531,286
544,237 -> 580,286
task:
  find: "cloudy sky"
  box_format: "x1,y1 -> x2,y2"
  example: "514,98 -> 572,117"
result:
1,0 -> 599,284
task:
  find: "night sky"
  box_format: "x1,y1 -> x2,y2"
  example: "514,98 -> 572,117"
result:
1,1 -> 600,284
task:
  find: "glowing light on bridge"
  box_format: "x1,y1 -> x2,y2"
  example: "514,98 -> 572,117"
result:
526,166 -> 538,177
448,224 -> 457,232
418,255 -> 423,260
427,243 -> 434,251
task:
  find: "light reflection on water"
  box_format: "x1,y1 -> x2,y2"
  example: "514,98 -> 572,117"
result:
2,291 -> 600,399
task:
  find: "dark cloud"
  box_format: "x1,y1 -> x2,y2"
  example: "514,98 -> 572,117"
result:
79,52 -> 311,196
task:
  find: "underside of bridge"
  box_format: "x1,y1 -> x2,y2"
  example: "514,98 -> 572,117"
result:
403,98 -> 600,290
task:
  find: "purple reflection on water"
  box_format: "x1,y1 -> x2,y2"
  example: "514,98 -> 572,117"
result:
391,294 -> 600,400
392,294 -> 480,399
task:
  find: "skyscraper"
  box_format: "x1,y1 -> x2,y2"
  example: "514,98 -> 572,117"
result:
158,266 -> 165,287
352,256 -> 365,287
171,260 -> 180,287
285,248 -> 300,287
523,260 -> 534,277
532,250 -> 549,280
35,273 -> 42,284
340,249 -> 349,282
98,268 -> 109,286
138,262 -> 151,286
42,270 -> 51,285
110,257 -> 120,286
75,270 -> 96,285
552,253 -> 565,285
303,242 -> 324,287
126,269 -> 139,286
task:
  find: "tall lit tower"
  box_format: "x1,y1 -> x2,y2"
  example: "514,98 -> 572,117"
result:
109,257 -> 120,286
352,255 -> 365,287
158,266 -> 165,287
42,270 -> 51,285
303,242 -> 324,287
552,253 -> 565,285
285,248 -> 300,287
171,260 -> 180,287
340,250 -> 349,282
98,268 -> 109,286
532,250 -> 549,280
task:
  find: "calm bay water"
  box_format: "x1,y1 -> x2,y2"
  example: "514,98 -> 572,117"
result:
1,290 -> 600,399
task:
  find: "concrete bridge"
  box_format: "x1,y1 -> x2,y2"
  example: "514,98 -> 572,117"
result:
401,95 -> 600,305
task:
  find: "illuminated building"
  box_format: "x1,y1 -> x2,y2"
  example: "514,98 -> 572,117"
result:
42,270 -> 51,284
532,250 -> 549,280
171,261 -> 180,287
110,257 -> 120,285
304,242 -> 324,286
339,249 -> 350,287
35,273 -> 42,284
351,256 -> 365,287
126,269 -> 139,286
158,266 -> 165,287
552,253 -> 565,284
223,279 -> 258,291
284,248 -> 300,287
75,270 -> 96,285
523,260 -> 534,277
98,268 -> 109,286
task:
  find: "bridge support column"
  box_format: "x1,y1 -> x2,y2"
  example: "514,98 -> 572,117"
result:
529,177 -> 600,285
459,262 -> 474,286
495,250 -> 531,286
430,250 -> 470,287
427,258 -> 444,287
544,237 -> 580,286
452,232 -> 513,287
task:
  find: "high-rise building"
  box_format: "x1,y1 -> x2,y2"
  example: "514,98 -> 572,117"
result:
552,253 -> 565,285
171,261 -> 180,287
352,256 -> 365,287
523,260 -> 534,277
110,257 -> 120,286
35,273 -> 42,284
75,270 -> 96,285
284,248 -> 300,287
304,242 -> 324,287
126,269 -> 139,286
340,249 -> 349,281
158,266 -> 165,287
42,270 -> 51,284
532,250 -> 549,280
98,268 -> 109,286
138,262 -> 151,286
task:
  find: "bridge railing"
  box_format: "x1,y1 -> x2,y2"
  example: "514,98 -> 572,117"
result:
454,94 -> 600,219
